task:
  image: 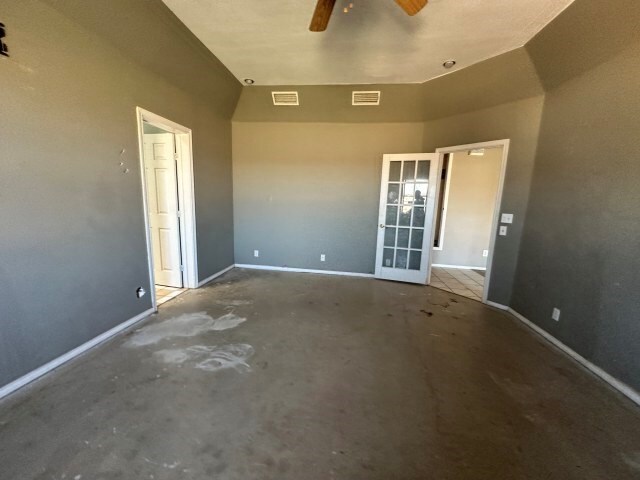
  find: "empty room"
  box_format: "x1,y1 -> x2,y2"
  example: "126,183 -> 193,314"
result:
1,0 -> 639,479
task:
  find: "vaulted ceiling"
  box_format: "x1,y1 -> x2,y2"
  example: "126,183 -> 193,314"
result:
162,0 -> 574,85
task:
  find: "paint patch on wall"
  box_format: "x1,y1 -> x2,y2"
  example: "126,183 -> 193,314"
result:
125,311 -> 246,347
154,344 -> 254,373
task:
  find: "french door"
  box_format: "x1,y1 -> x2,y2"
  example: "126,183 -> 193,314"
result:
374,153 -> 440,284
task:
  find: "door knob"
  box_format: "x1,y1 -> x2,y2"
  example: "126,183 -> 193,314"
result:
379,224 -> 385,228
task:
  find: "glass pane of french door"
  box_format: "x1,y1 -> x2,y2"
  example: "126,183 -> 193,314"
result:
383,159 -> 429,270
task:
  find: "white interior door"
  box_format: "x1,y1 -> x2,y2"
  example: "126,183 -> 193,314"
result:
143,133 -> 183,288
375,153 -> 440,284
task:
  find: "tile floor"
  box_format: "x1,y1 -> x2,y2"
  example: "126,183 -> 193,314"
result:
155,284 -> 186,305
430,266 -> 485,301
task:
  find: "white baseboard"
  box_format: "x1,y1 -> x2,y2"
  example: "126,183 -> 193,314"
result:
197,264 -> 235,287
508,308 -> 640,407
0,307 -> 155,401
235,264 -> 374,278
486,300 -> 508,310
432,264 -> 486,271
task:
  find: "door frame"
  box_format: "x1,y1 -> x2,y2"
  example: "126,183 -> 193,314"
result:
136,107 -> 199,310
432,153 -> 454,251
432,139 -> 510,304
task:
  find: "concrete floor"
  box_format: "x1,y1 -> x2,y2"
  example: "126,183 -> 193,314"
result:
1,269 -> 640,480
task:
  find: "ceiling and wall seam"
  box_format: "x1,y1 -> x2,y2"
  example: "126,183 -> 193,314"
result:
43,0 -> 242,116
524,0 -> 640,90
162,0 -> 576,86
231,48 -> 544,123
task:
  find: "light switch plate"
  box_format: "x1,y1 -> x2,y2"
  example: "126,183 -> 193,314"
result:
499,226 -> 508,236
253,250 -> 259,258
552,308 -> 561,321
501,213 -> 514,224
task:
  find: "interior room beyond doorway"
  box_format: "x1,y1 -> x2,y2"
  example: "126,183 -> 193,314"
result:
431,145 -> 504,301
155,284 -> 186,306
430,266 -> 485,301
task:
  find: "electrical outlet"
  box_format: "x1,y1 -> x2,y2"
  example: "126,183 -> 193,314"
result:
253,250 -> 259,258
482,250 -> 489,257
499,226 -> 508,236
320,254 -> 326,262
552,307 -> 561,321
501,213 -> 514,224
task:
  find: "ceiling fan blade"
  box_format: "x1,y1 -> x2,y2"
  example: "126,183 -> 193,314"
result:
395,0 -> 428,16
309,0 -> 337,32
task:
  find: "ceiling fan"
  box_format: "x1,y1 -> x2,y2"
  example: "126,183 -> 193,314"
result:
310,0 -> 428,32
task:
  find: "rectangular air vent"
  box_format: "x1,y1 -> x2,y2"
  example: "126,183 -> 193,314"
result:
352,90 -> 381,106
272,91 -> 299,106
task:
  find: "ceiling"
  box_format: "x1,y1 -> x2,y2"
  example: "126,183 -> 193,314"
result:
162,0 -> 574,86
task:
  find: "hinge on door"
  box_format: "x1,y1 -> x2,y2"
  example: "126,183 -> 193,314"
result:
174,153 -> 178,160
180,265 -> 184,272
177,210 -> 181,218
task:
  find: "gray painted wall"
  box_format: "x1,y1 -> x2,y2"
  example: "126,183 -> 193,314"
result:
232,122 -> 424,272
512,1 -> 640,391
433,148 -> 503,268
0,0 -> 240,387
525,0 -> 640,92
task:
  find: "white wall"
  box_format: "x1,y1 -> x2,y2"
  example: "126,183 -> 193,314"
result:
433,147 -> 503,268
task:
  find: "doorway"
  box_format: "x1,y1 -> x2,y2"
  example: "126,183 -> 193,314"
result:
430,140 -> 509,303
136,108 -> 198,309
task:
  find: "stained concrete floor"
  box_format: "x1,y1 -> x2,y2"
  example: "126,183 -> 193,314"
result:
1,269 -> 640,480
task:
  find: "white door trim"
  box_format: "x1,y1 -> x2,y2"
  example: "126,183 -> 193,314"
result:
432,153 -> 454,251
434,139 -> 510,305
136,107 -> 199,310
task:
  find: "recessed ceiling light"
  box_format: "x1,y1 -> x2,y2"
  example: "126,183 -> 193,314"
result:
244,78 -> 255,85
443,60 -> 456,69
